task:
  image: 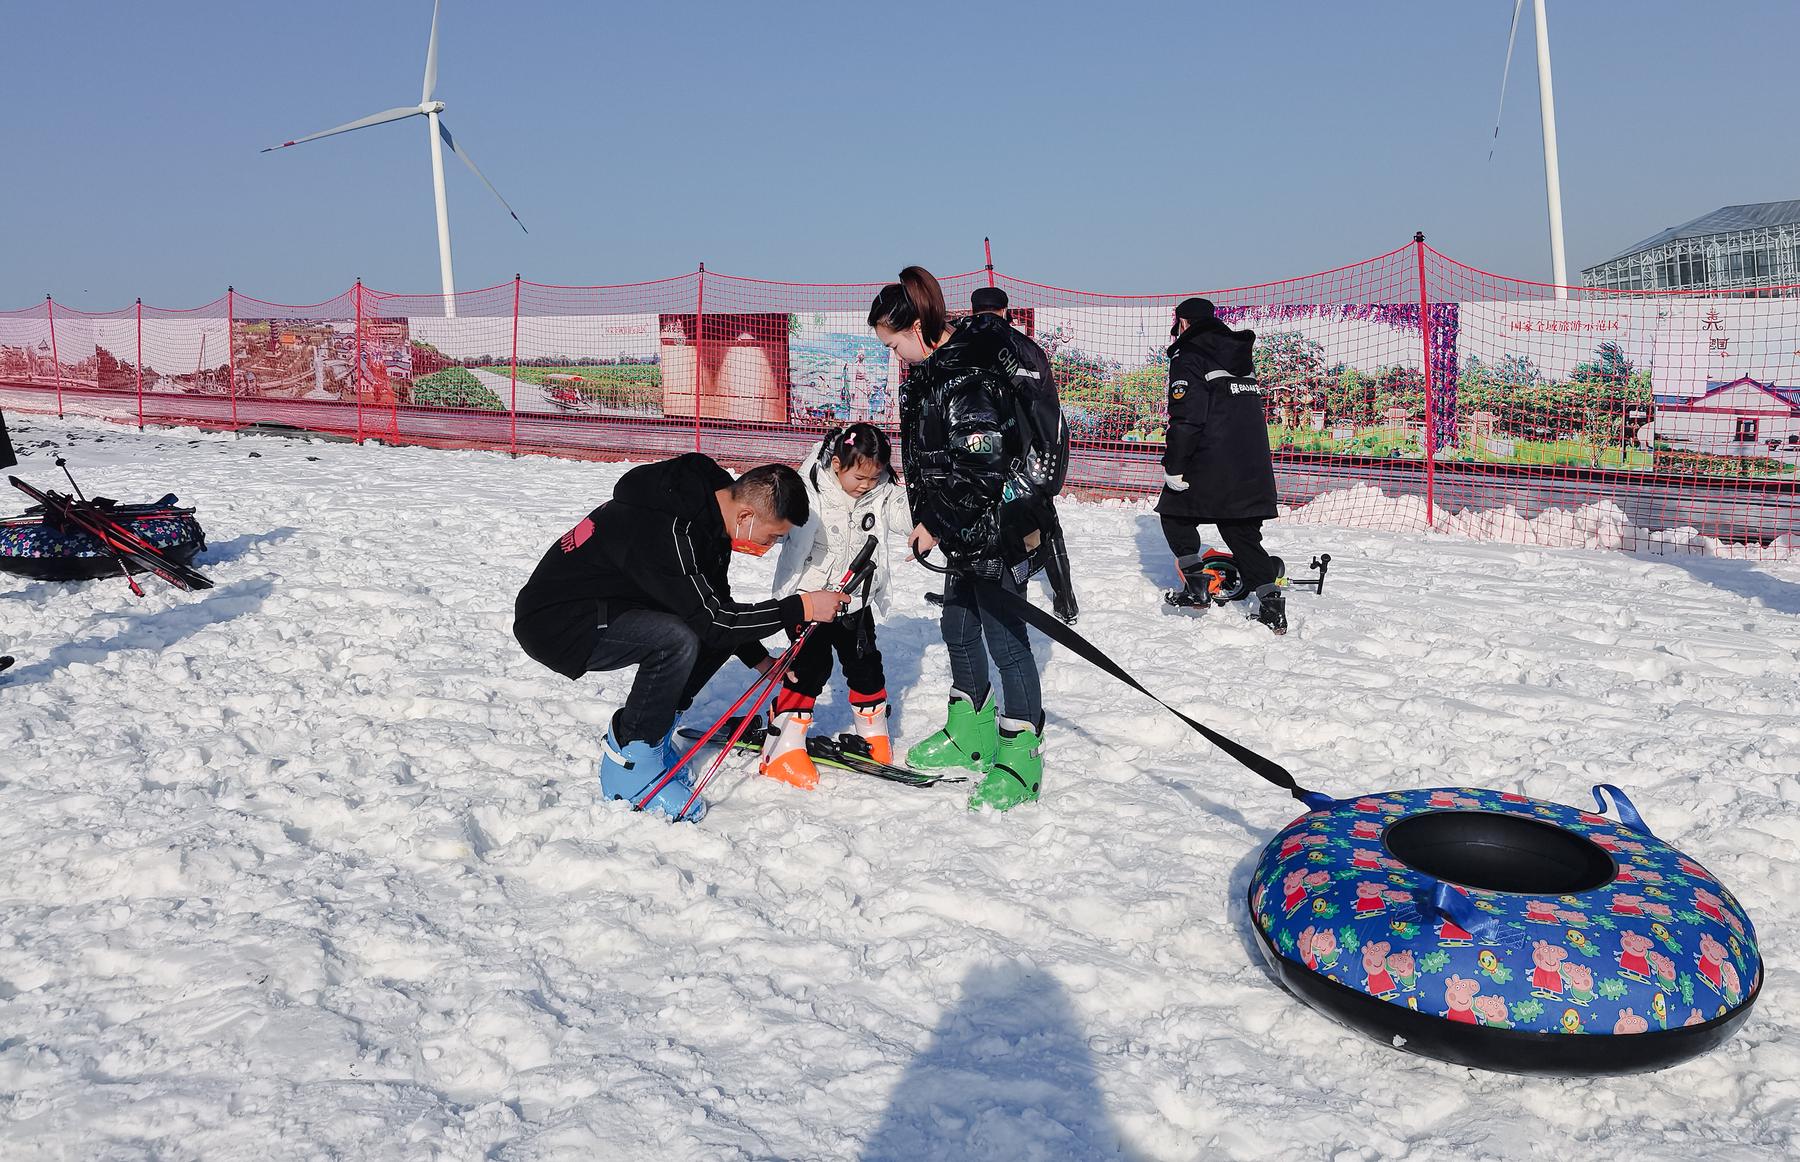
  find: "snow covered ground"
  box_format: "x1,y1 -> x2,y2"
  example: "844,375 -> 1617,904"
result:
1,414 -> 1797,1161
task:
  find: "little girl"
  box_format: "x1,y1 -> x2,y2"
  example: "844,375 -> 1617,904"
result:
761,423 -> 915,789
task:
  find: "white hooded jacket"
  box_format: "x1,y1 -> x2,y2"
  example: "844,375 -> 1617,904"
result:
772,442 -> 914,614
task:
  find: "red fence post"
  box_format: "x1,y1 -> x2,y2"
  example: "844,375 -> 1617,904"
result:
135,298 -> 144,430
984,236 -> 995,288
1414,233 -> 1437,528
693,262 -> 706,454
46,295 -> 64,419
510,274 -> 521,457
353,279 -> 364,443
385,290 -> 399,441
226,286 -> 239,431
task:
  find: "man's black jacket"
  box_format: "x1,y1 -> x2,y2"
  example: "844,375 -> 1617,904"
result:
514,453 -> 803,679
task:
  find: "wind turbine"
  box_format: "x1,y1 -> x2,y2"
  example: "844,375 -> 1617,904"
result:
262,0 -> 525,317
1490,0 -> 1568,298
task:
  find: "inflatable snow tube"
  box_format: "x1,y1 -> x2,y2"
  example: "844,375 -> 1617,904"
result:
1249,785 -> 1761,1075
0,505 -> 205,581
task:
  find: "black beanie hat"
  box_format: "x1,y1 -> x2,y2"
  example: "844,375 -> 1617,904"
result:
971,286 -> 1009,312
1171,296 -> 1216,336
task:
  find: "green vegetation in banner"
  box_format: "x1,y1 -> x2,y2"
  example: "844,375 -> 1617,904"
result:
1655,448 -> 1796,478
479,364 -> 661,409
1268,426 -> 1423,459
412,367 -> 505,411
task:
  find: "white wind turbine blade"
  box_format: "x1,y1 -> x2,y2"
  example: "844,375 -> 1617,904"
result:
422,0 -> 441,103
1488,0 -> 1528,162
261,106 -> 423,152
437,120 -> 527,232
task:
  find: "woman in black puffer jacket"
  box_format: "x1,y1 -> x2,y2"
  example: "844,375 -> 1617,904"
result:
870,266 -> 1047,812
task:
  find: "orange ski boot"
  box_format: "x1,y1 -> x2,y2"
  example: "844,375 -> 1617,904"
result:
760,693 -> 820,790
848,689 -> 892,765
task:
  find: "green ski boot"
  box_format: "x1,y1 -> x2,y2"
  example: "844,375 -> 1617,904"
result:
906,689 -> 998,772
968,721 -> 1043,812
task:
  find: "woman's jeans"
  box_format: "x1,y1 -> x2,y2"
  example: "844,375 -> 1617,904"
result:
939,571 -> 1041,729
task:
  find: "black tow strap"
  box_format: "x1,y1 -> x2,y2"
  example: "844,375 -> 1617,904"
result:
917,547 -> 1330,808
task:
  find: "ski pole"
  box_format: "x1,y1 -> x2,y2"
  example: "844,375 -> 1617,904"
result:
673,660 -> 796,815
633,535 -> 880,816
1287,553 -> 1331,594
55,457 -> 86,502
674,535 -> 880,817
631,637 -> 801,812
634,629 -> 806,813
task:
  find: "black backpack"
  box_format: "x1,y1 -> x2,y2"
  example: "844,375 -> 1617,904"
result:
994,337 -> 1069,497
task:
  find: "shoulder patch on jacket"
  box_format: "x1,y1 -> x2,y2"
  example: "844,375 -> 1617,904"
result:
559,517 -> 595,553
965,431 -> 1000,454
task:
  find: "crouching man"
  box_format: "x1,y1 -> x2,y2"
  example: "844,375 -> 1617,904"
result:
514,454 -> 848,821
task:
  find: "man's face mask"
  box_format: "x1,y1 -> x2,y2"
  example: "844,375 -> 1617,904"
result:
731,513 -> 779,557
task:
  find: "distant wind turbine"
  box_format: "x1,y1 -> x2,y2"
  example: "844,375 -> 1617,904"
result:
1489,0 -> 1568,298
261,0 -> 525,317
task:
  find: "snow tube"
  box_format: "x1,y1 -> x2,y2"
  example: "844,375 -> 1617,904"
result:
1249,785 -> 1761,1075
0,497 -> 205,581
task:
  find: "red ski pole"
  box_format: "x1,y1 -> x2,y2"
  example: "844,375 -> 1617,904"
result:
634,535 -> 879,817
634,631 -> 807,812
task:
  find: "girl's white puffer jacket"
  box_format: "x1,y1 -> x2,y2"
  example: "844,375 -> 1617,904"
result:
772,443 -> 915,614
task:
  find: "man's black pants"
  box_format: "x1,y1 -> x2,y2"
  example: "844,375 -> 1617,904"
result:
584,608 -> 731,744
1160,515 -> 1279,593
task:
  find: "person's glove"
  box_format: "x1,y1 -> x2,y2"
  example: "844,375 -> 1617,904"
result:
1163,472 -> 1190,492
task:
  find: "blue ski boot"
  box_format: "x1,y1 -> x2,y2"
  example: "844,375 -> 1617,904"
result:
600,723 -> 708,822
656,715 -> 684,770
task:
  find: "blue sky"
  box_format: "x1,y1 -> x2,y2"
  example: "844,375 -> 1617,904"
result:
2,1 -> 1794,308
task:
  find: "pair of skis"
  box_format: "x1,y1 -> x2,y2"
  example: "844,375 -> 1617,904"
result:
8,463 -> 213,596
677,714 -> 967,789
1,493 -> 186,528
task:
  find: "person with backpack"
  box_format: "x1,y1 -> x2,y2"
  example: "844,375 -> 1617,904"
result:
1158,297 -> 1287,634
871,266 -> 1052,812
969,286 -> 1078,624
758,423 -> 916,790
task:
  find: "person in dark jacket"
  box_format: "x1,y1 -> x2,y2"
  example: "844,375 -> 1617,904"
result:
0,405 -> 15,470
514,454 -> 849,820
872,267 -> 1048,812
1158,296 -> 1288,634
970,286 -> 1078,624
